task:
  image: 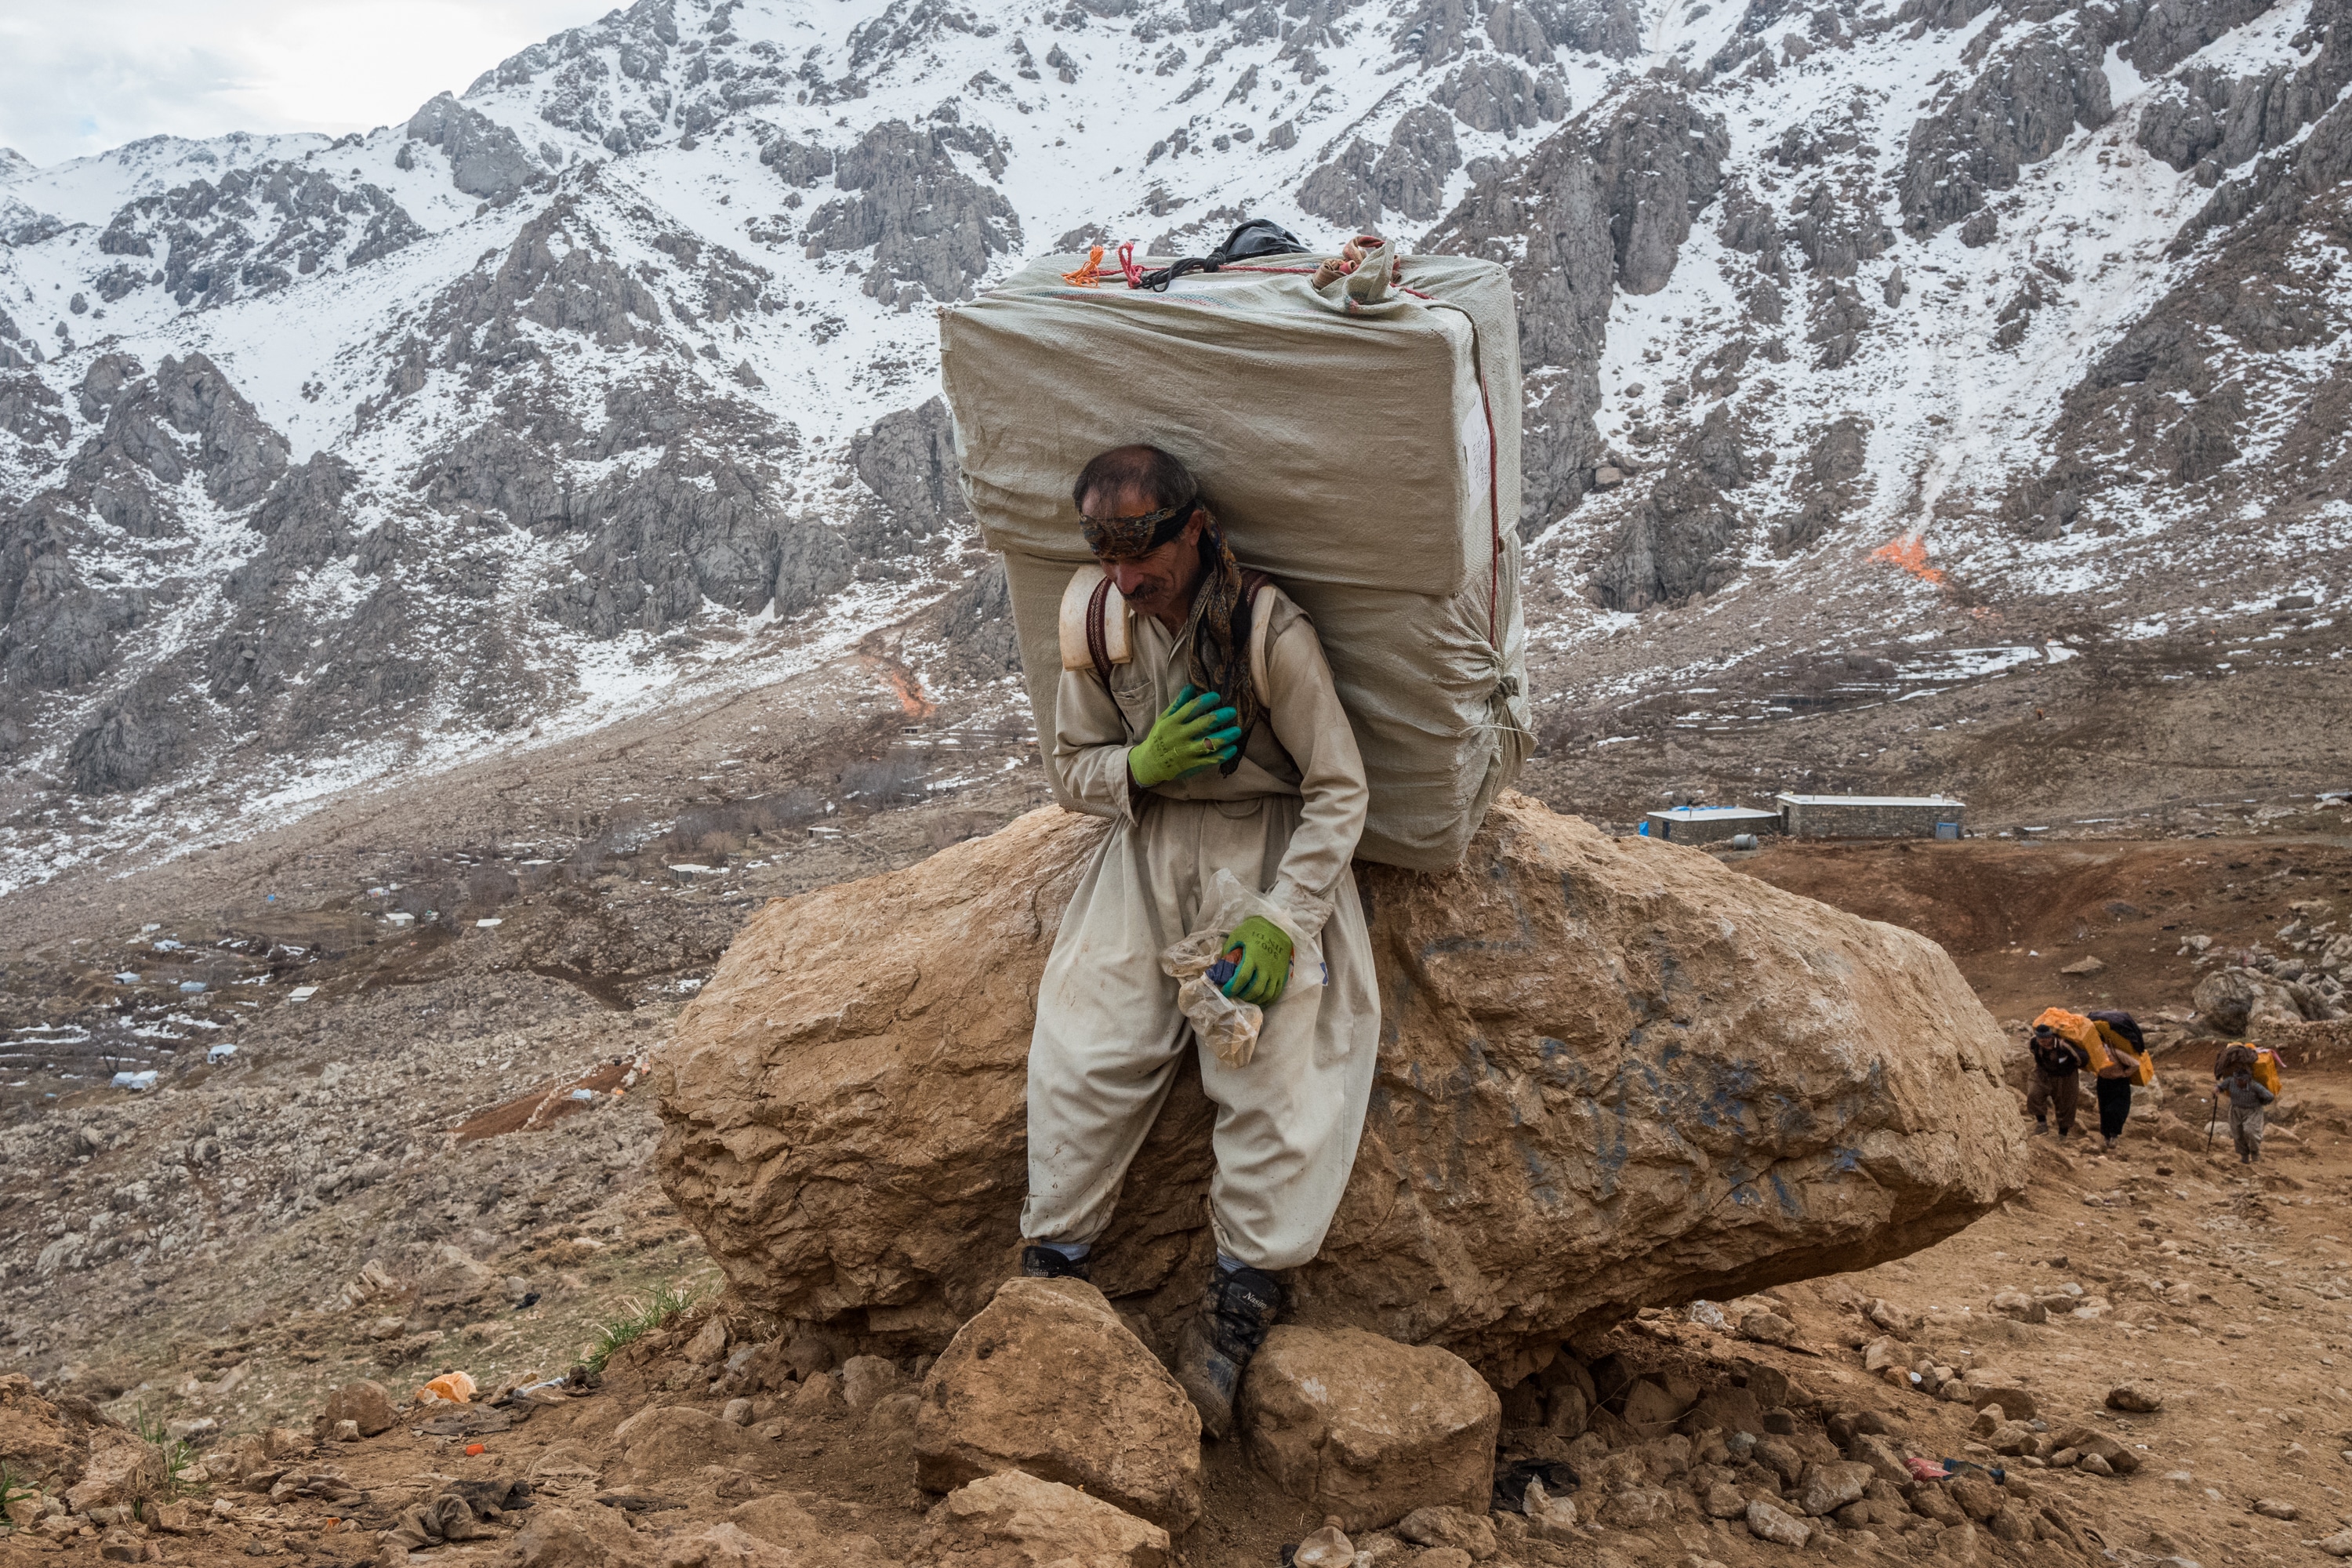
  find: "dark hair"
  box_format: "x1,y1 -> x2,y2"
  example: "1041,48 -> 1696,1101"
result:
1073,444 -> 1199,517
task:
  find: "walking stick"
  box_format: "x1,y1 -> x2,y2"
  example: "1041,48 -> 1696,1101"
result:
2205,1093 -> 2216,1155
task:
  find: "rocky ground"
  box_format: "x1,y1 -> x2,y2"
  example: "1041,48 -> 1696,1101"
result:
4,620 -> 2352,1565
5,1024 -> 2351,1568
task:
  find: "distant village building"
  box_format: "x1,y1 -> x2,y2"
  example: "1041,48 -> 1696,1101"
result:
1774,793 -> 1965,839
1643,805 -> 1784,844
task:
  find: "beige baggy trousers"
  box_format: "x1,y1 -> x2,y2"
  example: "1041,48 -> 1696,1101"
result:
1022,579 -> 1380,1272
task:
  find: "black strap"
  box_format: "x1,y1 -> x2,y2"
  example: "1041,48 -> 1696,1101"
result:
1138,219 -> 1311,292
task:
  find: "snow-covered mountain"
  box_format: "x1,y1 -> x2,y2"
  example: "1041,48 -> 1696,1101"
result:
2,0 -> 2347,889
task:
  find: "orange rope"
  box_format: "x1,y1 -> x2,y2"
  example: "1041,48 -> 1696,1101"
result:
1061,245 -> 1106,287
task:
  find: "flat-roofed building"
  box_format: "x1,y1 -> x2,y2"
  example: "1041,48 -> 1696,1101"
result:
1774,793 -> 1964,839
1642,805 -> 1784,844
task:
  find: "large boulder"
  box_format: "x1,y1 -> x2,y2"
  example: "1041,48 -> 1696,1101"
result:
915,1278 -> 1203,1530
655,794 -> 2024,1375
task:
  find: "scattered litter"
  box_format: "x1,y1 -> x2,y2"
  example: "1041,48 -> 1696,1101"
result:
111,1069 -> 158,1091
114,971 -> 140,984
179,980 -> 208,993
289,985 -> 319,1002
568,1088 -> 597,1103
207,1044 -> 238,1065
463,1443 -> 486,1457
419,1371 -> 477,1405
386,913 -> 416,926
153,938 -> 183,952
476,918 -> 503,928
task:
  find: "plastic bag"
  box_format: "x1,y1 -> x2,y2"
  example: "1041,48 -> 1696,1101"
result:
1160,869 -> 1324,1068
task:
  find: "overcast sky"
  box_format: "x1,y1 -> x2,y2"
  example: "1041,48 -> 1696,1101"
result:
0,0 -> 597,168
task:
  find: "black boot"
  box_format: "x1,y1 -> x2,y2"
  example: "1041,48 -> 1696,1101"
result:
1174,1263 -> 1283,1439
1021,1244 -> 1091,1281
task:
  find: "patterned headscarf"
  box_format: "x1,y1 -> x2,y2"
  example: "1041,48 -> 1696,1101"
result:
1079,499 -> 1262,768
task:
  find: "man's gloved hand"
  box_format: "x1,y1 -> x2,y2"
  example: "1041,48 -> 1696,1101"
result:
1220,916 -> 1294,1006
1129,684 -> 1243,789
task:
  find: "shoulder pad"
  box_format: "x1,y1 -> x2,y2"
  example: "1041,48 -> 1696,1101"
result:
1058,564 -> 1132,672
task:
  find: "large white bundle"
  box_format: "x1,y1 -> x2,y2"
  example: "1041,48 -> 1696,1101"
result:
939,250 -> 1530,870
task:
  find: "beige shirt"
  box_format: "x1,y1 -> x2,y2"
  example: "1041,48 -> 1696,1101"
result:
1051,585 -> 1368,938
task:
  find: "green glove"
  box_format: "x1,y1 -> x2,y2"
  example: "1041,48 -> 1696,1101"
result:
1128,684 -> 1243,789
1221,916 -> 1294,1006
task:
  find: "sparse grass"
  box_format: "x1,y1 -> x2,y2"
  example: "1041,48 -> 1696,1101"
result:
129,1408 -> 199,1499
2,1464 -> 38,1530
583,1279 -> 704,1374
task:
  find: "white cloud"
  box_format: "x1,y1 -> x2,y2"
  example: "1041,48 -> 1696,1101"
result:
0,0 -> 593,169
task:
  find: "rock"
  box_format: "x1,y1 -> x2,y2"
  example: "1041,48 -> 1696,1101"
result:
682,1318 -> 729,1366
1738,1311 -> 1797,1346
64,1428 -> 167,1513
1240,1327 -> 1501,1530
908,1470 -> 1170,1568
1701,1481 -> 1748,1519
416,1244 -> 502,1311
1983,1420 -> 2036,1456
1523,1476 -> 1579,1534
851,397 -> 967,524
721,1399 -> 755,1427
791,1374 -> 843,1416
1410,1552 -> 1473,1568
2251,1497 -> 2297,1519
405,92 -> 539,204
510,1504 -> 659,1568
2319,1528 -> 2352,1557
915,1278 -> 1202,1531
840,1356 -> 903,1410
2049,1426 -> 2140,1473
1988,1502 -> 2037,1543
656,797 -> 2024,1371
2077,1451 -> 2114,1476
1948,1476 -> 2002,1522
728,1496 -> 896,1567
1746,1498 -> 1812,1547
801,120 -> 1020,303
1753,1436 -> 1805,1487
1292,1519 -> 1356,1568
1795,1461 -> 1871,1517
1849,1434 -> 1911,1490
1989,1290 -> 2046,1324
1861,1336 -> 1903,1372
1396,1507 -> 1497,1559
314,1380 -> 397,1439
331,1420 -> 360,1442
1967,1377 -> 2036,1421
2060,956 -> 2105,976
2106,1381 -> 2163,1413
2194,967 -> 2311,1034
608,1406 -> 773,1480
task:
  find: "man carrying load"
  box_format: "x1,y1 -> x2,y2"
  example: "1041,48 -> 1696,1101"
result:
2031,1006 -> 2154,1155
2024,1022 -> 2090,1139
1017,443 -> 1380,1438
